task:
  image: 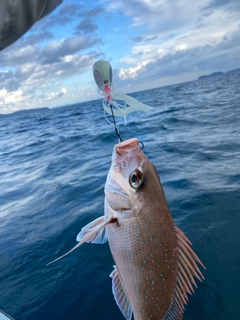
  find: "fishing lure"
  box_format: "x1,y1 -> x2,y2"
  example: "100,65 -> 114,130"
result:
92,60 -> 153,124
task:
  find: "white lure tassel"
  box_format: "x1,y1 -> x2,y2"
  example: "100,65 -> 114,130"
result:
93,60 -> 153,124
103,90 -> 153,124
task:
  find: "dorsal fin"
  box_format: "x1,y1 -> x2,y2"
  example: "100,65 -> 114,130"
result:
163,227 -> 206,320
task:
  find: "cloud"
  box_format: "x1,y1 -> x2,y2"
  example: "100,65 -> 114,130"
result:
0,2 -> 105,112
101,0 -> 206,32
118,61 -> 148,80
111,0 -> 240,82
40,35 -> 99,64
36,2 -> 84,30
59,2 -> 84,16
0,69 -> 24,92
0,32 -> 100,110
16,31 -> 54,47
38,15 -> 73,30
0,33 -> 100,67
116,25 -> 240,86
0,52 -> 97,112
0,89 -> 24,109
78,7 -> 104,18
0,51 -> 98,91
203,0 -> 240,10
32,53 -> 99,80
1,45 -> 40,66
75,7 -> 103,34
1,0 -> 240,113
46,87 -> 67,100
33,3 -> 103,35
131,35 -> 158,43
76,20 -> 98,34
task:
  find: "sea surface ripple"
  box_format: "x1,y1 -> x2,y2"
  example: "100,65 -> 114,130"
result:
0,72 -> 240,319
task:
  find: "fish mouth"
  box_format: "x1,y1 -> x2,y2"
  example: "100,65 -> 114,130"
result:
114,138 -> 139,155
112,138 -> 143,172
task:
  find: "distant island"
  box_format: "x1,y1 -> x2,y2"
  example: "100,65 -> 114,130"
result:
0,107 -> 49,117
198,68 -> 240,80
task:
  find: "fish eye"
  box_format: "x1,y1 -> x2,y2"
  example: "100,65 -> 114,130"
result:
129,169 -> 144,189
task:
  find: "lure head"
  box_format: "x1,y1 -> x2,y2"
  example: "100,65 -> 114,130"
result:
93,60 -> 113,90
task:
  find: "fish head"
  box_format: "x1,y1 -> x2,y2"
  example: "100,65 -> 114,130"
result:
105,138 -> 163,216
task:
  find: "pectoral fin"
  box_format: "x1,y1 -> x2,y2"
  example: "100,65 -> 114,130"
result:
110,266 -> 132,320
76,216 -> 108,244
47,216 -> 114,266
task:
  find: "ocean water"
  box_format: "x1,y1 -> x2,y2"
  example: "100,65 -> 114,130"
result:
0,71 -> 240,320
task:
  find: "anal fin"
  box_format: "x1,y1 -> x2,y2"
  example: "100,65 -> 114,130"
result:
110,266 -> 132,320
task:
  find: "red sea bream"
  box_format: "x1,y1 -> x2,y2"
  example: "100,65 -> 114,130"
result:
50,138 -> 205,319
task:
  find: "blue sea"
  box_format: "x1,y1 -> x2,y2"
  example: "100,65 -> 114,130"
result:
0,72 -> 240,320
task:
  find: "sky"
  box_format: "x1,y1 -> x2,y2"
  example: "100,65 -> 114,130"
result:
0,0 -> 240,114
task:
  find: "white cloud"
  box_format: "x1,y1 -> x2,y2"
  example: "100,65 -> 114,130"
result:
46,87 -> 67,100
0,88 -> 7,99
118,61 -> 149,79
101,0 -> 207,30
0,89 -> 25,113
110,0 -> 240,90
1,0 -> 240,113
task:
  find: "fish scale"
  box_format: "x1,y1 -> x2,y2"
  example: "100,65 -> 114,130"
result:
106,203 -> 178,319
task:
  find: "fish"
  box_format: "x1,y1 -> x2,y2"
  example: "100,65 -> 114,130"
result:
48,138 -> 205,320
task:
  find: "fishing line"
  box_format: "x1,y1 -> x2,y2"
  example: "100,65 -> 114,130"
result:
71,76 -> 81,99
91,9 -> 101,54
91,10 -> 147,148
91,9 -> 124,143
95,129 -> 111,160
109,104 -> 123,142
104,107 -> 123,143
52,32 -> 110,157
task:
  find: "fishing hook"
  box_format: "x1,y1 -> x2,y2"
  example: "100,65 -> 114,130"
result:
139,141 -> 144,150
